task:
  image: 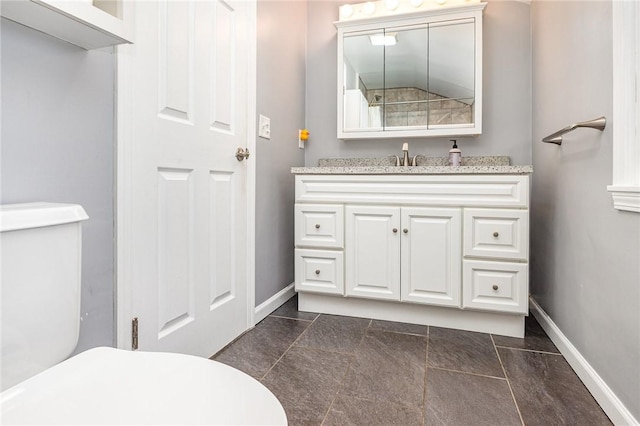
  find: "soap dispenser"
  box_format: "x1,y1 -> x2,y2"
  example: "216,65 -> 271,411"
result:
448,140 -> 461,166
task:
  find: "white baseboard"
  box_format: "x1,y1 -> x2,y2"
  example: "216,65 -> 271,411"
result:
529,297 -> 638,426
254,283 -> 295,324
300,292 -> 525,337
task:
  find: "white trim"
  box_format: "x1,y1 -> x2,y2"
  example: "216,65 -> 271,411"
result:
609,1 -> 640,213
529,298 -> 639,426
115,7 -> 135,349
254,283 -> 296,324
299,292 -> 525,338
245,0 -> 257,328
606,186 -> 640,213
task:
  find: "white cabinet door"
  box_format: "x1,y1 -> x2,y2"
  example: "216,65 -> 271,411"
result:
401,207 -> 462,307
345,206 -> 400,300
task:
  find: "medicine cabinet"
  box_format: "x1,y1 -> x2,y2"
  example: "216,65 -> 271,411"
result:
335,2 -> 486,139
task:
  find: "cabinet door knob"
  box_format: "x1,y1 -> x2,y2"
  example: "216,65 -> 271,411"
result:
392,228 -> 398,233
403,228 -> 408,234
315,269 -> 321,275
493,232 -> 499,238
492,284 -> 499,291
315,224 -> 321,229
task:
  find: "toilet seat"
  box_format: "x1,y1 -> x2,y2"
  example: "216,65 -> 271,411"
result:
0,347 -> 287,425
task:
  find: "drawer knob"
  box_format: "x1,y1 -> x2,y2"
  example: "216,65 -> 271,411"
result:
403,228 -> 408,234
393,228 -> 398,233
315,224 -> 321,229
492,284 -> 499,291
493,232 -> 499,238
315,269 -> 321,275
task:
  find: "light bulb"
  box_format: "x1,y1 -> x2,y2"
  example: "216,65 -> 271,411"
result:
385,0 -> 399,10
410,0 -> 424,7
340,4 -> 353,18
363,1 -> 376,15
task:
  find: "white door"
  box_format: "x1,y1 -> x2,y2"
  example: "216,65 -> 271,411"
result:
345,206 -> 400,300
401,207 -> 461,307
119,0 -> 255,357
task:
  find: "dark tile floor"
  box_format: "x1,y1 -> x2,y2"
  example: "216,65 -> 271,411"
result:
213,296 -> 611,426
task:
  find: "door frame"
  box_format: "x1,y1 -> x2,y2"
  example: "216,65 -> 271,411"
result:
115,0 -> 257,351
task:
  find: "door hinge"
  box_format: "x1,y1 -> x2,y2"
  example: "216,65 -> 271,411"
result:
132,317 -> 139,350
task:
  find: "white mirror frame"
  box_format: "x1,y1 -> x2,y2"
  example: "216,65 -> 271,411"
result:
335,3 -> 486,140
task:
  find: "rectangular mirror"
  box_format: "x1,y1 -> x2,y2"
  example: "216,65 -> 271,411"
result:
336,3 -> 486,139
343,30 -> 385,131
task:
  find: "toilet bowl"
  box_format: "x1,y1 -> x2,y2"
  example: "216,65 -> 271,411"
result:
1,347 -> 287,425
0,203 -> 286,425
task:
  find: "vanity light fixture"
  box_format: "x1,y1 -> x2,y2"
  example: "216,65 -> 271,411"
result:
363,1 -> 376,15
385,0 -> 399,10
340,4 -> 354,18
338,0 -> 481,21
369,32 -> 397,46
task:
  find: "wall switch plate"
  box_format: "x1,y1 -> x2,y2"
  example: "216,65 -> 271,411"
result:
259,114 -> 271,139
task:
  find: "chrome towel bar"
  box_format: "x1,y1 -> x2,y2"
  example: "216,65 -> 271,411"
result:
542,116 -> 606,145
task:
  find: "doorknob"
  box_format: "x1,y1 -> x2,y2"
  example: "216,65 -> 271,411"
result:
235,147 -> 250,161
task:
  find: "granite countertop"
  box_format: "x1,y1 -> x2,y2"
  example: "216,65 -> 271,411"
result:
291,156 -> 533,175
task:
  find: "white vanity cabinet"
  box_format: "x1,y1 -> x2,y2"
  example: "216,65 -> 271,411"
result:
344,206 -> 462,307
293,173 -> 531,337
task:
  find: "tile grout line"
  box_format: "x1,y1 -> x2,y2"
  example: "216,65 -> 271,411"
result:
320,318 -> 373,426
493,345 -> 562,356
422,325 -> 429,426
368,326 -> 429,338
491,334 -> 525,426
259,313 -> 320,381
427,365 -> 509,381
268,314 -> 315,323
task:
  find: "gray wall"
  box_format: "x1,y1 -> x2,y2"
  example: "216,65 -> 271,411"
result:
531,1 -> 640,420
255,1 -> 307,306
1,19 -> 115,355
305,0 -> 531,166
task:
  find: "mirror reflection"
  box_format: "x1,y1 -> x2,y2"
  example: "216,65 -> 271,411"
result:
342,19 -> 476,132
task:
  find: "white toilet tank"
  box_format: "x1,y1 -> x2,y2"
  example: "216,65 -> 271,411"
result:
1,203 -> 89,391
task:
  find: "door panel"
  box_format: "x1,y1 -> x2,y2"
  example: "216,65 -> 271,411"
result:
156,168 -> 195,339
209,171 -> 234,308
158,0 -> 194,122
211,0 -> 235,132
345,206 -> 400,300
401,207 -> 462,307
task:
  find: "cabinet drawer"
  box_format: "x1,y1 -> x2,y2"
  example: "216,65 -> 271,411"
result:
463,260 -> 528,314
295,249 -> 344,295
464,209 -> 528,261
295,204 -> 344,248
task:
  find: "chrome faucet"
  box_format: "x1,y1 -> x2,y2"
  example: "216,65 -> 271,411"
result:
393,143 -> 417,166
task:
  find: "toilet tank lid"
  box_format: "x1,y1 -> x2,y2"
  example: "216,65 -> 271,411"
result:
0,203 -> 89,232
